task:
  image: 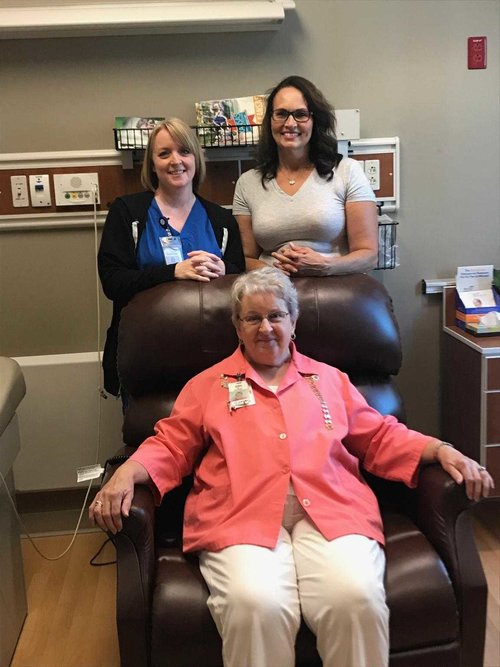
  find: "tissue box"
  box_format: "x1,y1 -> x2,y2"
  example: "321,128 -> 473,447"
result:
455,288 -> 500,335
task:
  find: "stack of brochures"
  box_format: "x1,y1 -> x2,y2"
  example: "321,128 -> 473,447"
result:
455,265 -> 500,336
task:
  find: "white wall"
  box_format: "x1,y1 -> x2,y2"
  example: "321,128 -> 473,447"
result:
13,353 -> 123,491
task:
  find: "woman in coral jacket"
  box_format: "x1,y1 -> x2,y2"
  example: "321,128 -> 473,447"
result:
98,118 -> 245,398
90,268 -> 493,667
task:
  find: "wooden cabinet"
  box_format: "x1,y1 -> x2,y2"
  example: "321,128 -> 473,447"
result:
441,288 -> 500,495
198,156 -> 256,206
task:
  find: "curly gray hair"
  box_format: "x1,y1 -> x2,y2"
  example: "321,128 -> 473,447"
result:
231,267 -> 299,324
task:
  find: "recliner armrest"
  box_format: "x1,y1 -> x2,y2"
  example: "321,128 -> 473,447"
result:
111,485 -> 156,667
414,463 -> 487,667
414,463 -> 473,571
101,445 -> 156,567
101,448 -> 156,667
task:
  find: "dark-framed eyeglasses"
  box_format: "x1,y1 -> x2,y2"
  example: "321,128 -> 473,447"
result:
238,311 -> 290,327
271,108 -> 313,124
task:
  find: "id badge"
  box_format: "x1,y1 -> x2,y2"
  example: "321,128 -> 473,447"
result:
160,235 -> 183,265
227,380 -> 256,411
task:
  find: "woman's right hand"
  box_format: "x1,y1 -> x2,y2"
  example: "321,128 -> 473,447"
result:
89,460 -> 150,534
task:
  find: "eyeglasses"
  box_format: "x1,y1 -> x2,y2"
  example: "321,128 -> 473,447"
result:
238,311 -> 290,327
271,108 -> 313,124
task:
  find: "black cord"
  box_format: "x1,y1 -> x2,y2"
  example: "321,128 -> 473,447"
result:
89,456 -> 130,566
105,454 -> 130,467
89,536 -> 116,567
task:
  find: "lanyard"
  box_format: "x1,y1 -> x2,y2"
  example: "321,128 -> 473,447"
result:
159,216 -> 173,237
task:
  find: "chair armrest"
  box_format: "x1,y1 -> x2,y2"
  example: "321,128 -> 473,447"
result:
101,446 -> 156,561
112,483 -> 156,667
414,463 -> 474,573
102,448 -> 156,667
415,464 -> 487,667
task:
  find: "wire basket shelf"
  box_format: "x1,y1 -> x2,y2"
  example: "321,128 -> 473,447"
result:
113,125 -> 262,151
376,221 -> 398,270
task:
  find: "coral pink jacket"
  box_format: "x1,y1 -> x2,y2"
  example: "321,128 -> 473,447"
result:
130,345 -> 432,553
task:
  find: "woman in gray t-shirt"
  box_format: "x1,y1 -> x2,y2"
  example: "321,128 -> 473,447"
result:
233,76 -> 377,276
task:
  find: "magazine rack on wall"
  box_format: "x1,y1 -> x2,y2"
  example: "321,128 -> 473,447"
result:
113,125 -> 262,151
195,125 -> 261,148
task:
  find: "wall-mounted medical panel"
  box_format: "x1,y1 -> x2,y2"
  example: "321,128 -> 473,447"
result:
0,151 -> 141,228
53,172 -> 100,206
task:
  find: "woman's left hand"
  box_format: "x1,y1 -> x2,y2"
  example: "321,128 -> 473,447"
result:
434,443 -> 495,501
272,243 -> 327,276
187,250 -> 226,279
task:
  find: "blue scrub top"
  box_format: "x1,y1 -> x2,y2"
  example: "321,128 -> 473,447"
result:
137,197 -> 222,268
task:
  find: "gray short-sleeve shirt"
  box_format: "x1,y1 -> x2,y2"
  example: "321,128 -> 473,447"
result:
232,157 -> 375,265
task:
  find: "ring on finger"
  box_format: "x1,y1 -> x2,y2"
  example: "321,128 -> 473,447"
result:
477,465 -> 486,471
94,499 -> 103,508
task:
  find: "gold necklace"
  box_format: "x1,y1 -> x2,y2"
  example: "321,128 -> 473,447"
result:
280,164 -> 312,186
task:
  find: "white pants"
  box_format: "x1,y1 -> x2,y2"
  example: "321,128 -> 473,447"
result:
199,497 -> 389,667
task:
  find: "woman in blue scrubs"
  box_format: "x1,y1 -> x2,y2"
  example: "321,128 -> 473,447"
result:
98,118 -> 245,399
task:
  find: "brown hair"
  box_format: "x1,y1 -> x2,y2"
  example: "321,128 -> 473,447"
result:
257,75 -> 341,185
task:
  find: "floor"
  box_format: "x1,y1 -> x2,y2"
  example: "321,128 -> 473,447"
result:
11,531 -> 119,667
9,497 -> 500,667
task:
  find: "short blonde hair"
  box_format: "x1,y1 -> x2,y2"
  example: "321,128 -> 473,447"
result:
141,118 -> 206,192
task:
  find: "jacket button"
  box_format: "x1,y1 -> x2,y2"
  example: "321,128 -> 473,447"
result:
282,466 -> 290,474
279,433 -> 287,439
302,498 -> 311,507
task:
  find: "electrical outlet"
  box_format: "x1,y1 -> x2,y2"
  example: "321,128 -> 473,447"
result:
365,160 -> 380,191
11,175 -> 29,207
29,174 -> 51,207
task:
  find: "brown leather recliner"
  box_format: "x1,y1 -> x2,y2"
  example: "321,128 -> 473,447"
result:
106,273 -> 487,667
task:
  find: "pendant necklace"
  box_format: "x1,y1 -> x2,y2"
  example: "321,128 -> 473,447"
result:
282,168 -> 297,186
281,164 -> 312,186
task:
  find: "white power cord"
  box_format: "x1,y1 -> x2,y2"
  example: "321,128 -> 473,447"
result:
1,469 -> 95,561
13,183 -> 108,561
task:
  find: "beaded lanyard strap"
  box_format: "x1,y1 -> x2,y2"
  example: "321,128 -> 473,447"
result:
304,375 -> 333,430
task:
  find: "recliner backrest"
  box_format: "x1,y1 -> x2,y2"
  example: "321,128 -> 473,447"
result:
118,273 -> 404,448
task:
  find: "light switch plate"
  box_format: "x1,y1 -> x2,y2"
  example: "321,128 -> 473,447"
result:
11,175 -> 29,207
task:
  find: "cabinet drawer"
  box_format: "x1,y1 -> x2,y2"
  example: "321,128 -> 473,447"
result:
487,357 -> 500,390
485,446 -> 500,497
486,393 -> 500,443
